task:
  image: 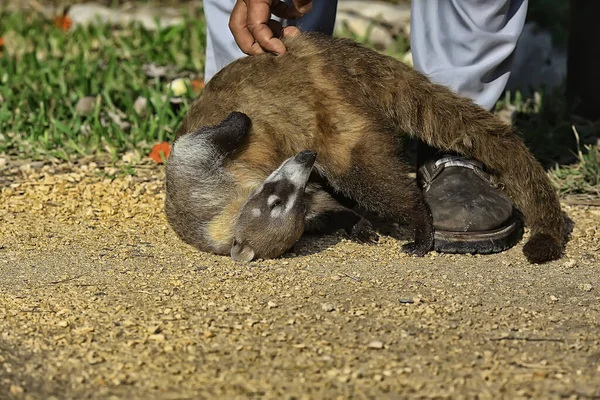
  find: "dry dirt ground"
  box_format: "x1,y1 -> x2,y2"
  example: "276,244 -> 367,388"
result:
1,156 -> 599,400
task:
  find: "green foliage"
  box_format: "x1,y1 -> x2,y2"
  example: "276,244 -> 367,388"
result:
495,86 -> 600,195
550,127 -> 600,195
0,11 -> 206,160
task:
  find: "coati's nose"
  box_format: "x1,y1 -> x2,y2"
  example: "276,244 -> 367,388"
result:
295,150 -> 317,166
266,150 -> 317,187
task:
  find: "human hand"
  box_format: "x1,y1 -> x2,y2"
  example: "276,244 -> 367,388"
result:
229,0 -> 314,56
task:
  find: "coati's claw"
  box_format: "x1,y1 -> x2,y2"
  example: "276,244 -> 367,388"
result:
350,218 -> 379,244
401,242 -> 429,257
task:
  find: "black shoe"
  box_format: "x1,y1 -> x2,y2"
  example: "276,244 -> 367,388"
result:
417,153 -> 524,254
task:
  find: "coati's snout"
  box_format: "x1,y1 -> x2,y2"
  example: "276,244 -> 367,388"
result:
231,150 -> 318,262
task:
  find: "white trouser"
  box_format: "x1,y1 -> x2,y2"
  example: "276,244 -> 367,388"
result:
203,0 -> 528,111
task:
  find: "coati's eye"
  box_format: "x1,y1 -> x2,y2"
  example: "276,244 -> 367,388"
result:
268,195 -> 282,209
271,198 -> 282,209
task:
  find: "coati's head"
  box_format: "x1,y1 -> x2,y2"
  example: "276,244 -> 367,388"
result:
231,150 -> 318,262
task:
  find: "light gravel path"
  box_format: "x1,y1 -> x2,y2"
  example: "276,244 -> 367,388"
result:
0,158 -> 599,399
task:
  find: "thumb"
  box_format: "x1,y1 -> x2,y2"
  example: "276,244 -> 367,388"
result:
292,0 -> 313,13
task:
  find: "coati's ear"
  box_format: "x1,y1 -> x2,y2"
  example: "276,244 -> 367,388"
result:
209,112 -> 252,154
218,111 -> 251,132
230,239 -> 256,262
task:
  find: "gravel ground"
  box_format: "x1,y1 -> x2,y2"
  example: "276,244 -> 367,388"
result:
1,156 -> 599,400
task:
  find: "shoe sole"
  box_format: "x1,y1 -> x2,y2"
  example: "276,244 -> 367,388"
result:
433,214 -> 524,255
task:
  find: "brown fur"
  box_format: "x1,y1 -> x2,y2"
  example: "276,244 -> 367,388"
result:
167,32 -> 565,264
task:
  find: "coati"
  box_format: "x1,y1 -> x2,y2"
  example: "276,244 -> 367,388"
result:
165,32 -> 565,264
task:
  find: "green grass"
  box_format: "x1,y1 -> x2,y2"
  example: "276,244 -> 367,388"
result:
494,86 -> 600,195
0,10 -> 205,161
0,6 -> 598,195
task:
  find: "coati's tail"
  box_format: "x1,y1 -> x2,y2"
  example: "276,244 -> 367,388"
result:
389,72 -> 564,264
288,33 -> 564,263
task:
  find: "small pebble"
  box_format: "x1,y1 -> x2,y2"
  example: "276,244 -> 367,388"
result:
147,325 -> 161,334
368,341 -> 384,349
75,96 -> 99,116
326,368 -> 339,378
149,334 -> 165,342
268,301 -> 278,309
86,351 -> 105,365
9,385 -> 24,394
582,283 -> 593,292
203,330 -> 215,338
321,303 -> 335,312
352,371 -> 364,379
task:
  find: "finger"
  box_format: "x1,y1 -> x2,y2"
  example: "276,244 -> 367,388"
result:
292,0 -> 313,13
229,0 -> 265,55
246,0 -> 287,55
282,25 -> 301,37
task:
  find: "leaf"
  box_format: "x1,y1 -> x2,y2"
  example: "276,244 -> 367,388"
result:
191,79 -> 205,93
0,37 -> 4,47
54,16 -> 72,32
53,119 -> 72,135
149,141 -> 171,163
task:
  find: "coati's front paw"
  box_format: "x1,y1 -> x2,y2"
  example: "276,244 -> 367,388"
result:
401,242 -> 429,257
350,218 -> 379,244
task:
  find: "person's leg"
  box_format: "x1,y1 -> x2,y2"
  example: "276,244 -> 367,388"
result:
283,0 -> 338,35
409,0 -> 529,255
203,0 -> 338,82
204,0 -> 244,83
410,0 -> 528,111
